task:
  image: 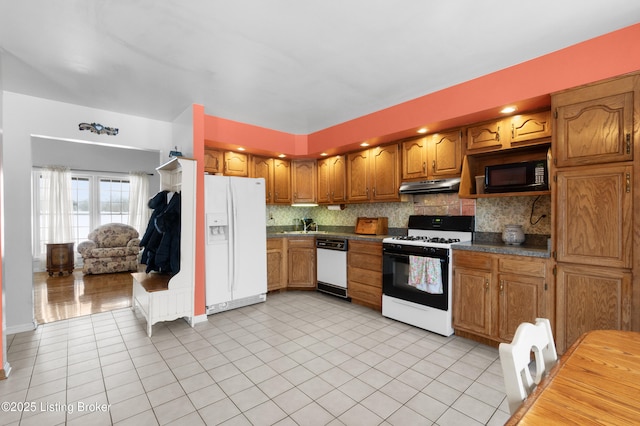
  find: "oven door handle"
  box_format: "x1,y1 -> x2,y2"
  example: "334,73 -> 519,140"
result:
385,252 -> 448,261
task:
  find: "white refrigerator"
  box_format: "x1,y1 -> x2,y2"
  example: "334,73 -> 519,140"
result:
205,175 -> 267,314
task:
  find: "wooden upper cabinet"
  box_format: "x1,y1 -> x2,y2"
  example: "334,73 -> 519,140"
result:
292,160 -> 317,204
553,75 -> 636,167
556,163 -> 633,269
370,144 -> 401,201
252,156 -> 274,204
204,148 -> 223,174
317,155 -> 346,204
431,130 -> 463,176
510,110 -> 552,147
224,151 -> 249,176
402,137 -> 429,180
347,149 -> 370,201
252,156 -> 291,204
273,159 -> 292,204
466,120 -> 504,152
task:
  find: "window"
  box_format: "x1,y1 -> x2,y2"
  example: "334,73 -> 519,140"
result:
33,171 -> 130,257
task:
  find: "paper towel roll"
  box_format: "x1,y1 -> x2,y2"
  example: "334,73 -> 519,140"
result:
327,204 -> 345,210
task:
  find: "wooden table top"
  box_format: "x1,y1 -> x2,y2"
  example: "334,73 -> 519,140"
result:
507,330 -> 640,425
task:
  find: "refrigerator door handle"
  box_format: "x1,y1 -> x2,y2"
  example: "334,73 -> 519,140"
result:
226,182 -> 235,294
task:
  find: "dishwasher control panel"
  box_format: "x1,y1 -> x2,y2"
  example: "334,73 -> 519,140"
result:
316,238 -> 348,251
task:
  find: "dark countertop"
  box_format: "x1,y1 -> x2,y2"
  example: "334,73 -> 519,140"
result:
267,231 -> 389,242
452,241 -> 551,258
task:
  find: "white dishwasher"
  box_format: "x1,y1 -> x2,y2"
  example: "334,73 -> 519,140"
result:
316,237 -> 349,299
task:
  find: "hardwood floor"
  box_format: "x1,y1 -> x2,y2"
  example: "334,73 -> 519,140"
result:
33,268 -> 139,324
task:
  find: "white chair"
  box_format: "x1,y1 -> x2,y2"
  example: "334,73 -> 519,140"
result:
499,318 -> 558,414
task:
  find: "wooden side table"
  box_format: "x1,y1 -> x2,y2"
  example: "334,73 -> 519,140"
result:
46,242 -> 75,276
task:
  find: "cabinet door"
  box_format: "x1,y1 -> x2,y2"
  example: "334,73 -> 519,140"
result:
556,263 -> 632,353
267,239 -> 286,292
330,155 -> 347,203
554,91 -> 633,167
466,120 -> 504,152
317,158 -> 331,204
224,151 -> 249,177
510,111 -> 552,147
402,137 -> 428,180
292,160 -> 317,203
453,267 -> 492,336
498,273 -> 546,342
347,150 -> 370,201
252,156 -> 273,203
204,148 -> 223,174
273,159 -> 292,204
431,130 -> 462,176
370,144 -> 400,201
287,239 -> 315,288
556,164 -> 632,268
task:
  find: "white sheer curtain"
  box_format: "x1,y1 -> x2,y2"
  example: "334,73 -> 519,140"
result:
128,171 -> 150,234
41,166 -> 75,243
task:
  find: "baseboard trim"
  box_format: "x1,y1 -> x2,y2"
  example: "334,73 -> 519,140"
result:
6,320 -> 38,336
0,362 -> 12,380
191,314 -> 208,325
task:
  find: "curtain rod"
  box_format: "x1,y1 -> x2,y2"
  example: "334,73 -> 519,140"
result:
33,166 -> 153,176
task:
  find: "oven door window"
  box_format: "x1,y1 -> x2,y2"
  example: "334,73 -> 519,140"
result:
383,252 -> 448,311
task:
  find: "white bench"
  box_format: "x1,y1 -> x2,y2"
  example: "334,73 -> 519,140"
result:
131,272 -> 193,337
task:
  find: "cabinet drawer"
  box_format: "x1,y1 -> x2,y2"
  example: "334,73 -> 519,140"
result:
348,252 -> 382,272
453,251 -> 493,270
499,257 -> 546,277
287,238 -> 315,248
348,280 -> 382,307
267,238 -> 284,250
349,240 -> 382,256
348,266 -> 382,285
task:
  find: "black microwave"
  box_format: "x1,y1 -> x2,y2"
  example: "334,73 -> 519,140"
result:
484,160 -> 548,193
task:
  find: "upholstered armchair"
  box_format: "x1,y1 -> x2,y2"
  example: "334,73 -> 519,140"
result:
77,223 -> 141,274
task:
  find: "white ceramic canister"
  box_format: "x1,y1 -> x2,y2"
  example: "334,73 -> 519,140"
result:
502,224 -> 525,245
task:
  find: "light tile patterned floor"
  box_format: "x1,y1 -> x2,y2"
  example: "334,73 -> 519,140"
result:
2,291 -> 511,425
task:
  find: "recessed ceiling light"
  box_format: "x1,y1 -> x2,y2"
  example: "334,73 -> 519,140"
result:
500,106 -> 517,114
237,147 -> 246,151
278,154 -> 286,158
417,128 -> 428,134
360,142 -> 370,147
320,152 -> 328,156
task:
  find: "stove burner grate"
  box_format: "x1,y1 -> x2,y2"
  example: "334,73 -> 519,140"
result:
392,236 -> 461,244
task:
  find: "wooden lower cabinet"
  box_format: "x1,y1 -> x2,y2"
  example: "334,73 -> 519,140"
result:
287,238 -> 316,289
453,251 -> 493,336
497,257 -> 549,342
267,239 -> 287,292
347,240 -> 382,310
555,263 -> 632,354
453,250 -> 552,346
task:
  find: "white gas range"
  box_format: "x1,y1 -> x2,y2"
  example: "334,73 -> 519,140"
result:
381,215 -> 474,336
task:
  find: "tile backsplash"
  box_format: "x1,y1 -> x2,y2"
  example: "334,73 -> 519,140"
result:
475,194 -> 551,235
266,193 -> 551,235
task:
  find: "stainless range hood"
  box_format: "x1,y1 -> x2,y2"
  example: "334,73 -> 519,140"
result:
399,178 -> 461,194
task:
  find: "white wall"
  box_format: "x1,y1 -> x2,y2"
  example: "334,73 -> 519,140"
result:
2,92 -> 175,333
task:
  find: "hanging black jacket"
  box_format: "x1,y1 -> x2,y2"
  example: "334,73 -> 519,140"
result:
140,191 -> 181,274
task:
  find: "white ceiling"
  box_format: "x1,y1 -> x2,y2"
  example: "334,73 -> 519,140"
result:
1,1 -> 639,134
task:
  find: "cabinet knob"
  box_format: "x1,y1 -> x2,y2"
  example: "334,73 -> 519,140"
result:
485,279 -> 490,291
432,160 -> 436,172
500,280 -> 504,292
